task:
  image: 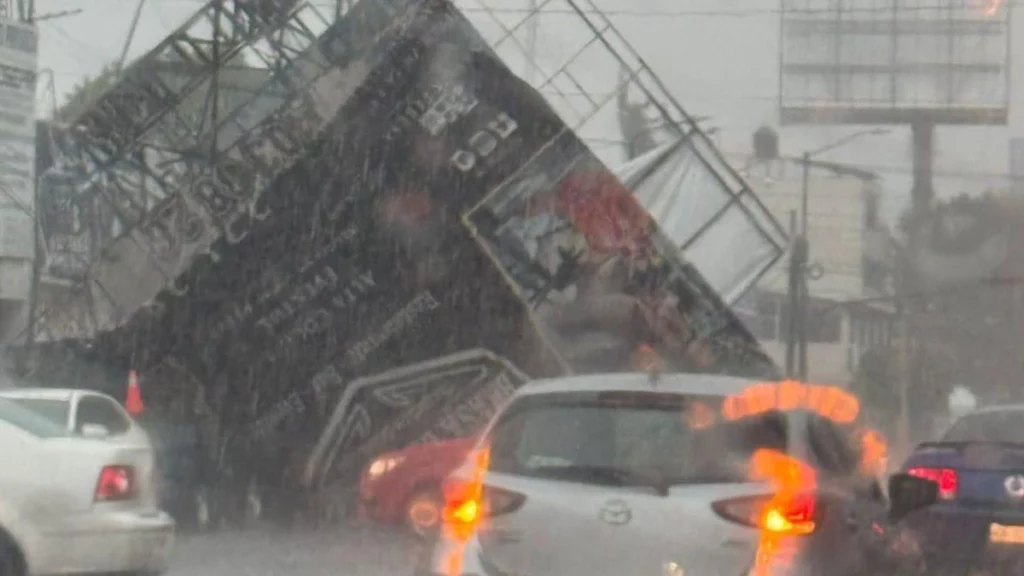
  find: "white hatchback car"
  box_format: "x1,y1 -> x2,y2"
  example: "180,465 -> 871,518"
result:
418,373 -> 938,576
0,393 -> 174,576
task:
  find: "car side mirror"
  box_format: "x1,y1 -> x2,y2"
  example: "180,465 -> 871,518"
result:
888,472 -> 939,522
80,423 -> 110,438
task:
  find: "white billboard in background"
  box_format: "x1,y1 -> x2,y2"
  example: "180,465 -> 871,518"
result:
0,18 -> 38,298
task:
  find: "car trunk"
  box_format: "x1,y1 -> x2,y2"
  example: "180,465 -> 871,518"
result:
912,442 -> 1024,510
476,473 -> 763,576
904,442 -> 1024,571
50,438 -> 159,513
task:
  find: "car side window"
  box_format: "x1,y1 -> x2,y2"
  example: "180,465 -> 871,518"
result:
75,397 -> 131,436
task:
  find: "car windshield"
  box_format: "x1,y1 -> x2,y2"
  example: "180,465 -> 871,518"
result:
0,397 -> 70,439
944,411 -> 1024,444
5,397 -> 70,428
487,391 -> 787,487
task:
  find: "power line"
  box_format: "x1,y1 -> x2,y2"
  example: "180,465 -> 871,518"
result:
453,3 -> 1018,18
74,0 -> 1022,19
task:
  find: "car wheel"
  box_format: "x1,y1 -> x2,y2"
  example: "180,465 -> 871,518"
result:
405,487 -> 444,538
0,532 -> 24,576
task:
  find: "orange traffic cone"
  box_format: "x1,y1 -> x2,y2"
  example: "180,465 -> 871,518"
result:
125,370 -> 145,416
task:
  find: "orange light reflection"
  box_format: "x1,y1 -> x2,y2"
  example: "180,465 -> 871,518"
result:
723,380 -> 859,424
858,426 -> 889,477
441,447 -> 491,576
748,449 -> 819,576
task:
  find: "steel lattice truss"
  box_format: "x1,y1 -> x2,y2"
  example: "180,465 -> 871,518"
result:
57,0 -> 322,223
37,0 -> 344,339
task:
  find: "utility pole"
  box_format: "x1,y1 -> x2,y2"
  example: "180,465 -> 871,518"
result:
797,151 -> 811,381
896,301 -> 911,460
789,128 -> 889,382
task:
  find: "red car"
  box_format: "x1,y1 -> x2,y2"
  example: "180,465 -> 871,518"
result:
357,437 -> 476,536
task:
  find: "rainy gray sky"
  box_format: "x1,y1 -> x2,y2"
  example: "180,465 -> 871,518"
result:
29,0 -> 1024,222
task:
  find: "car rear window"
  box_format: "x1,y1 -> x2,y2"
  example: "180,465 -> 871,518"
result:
487,391 -> 788,486
0,397 -> 70,438
6,397 -> 70,428
944,411 -> 1024,444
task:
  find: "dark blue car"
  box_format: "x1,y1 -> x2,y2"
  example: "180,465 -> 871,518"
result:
900,406 -> 1024,575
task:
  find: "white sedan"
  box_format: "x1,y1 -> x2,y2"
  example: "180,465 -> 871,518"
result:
0,393 -> 174,576
0,388 -> 151,443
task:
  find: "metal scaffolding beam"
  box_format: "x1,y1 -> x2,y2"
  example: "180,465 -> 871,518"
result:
36,0 -> 336,339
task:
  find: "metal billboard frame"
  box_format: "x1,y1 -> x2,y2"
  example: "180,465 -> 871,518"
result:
779,0 -> 1012,126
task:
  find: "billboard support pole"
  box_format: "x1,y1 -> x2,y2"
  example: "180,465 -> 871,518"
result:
902,118 -> 934,445
785,211 -> 800,378
896,301 -> 911,458
797,152 -> 810,382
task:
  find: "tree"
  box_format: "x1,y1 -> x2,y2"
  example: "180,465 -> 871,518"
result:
897,192 -> 1024,407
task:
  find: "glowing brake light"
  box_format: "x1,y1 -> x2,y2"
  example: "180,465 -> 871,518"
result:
441,448 -> 525,540
713,493 -> 820,535
907,466 -> 959,500
95,465 -> 135,502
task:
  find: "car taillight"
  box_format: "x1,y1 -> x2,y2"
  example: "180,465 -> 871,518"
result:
441,477 -> 525,539
95,465 -> 135,502
712,493 -> 821,536
907,466 -> 958,500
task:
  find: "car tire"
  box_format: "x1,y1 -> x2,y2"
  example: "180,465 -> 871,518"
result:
404,487 -> 444,539
0,531 -> 24,576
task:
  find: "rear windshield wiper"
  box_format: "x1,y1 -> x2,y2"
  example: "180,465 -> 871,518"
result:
528,464 -> 671,496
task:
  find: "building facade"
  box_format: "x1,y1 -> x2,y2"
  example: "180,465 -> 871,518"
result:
729,154 -> 895,385
0,18 -> 37,344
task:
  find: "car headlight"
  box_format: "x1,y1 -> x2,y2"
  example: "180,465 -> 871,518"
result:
367,455 -> 405,478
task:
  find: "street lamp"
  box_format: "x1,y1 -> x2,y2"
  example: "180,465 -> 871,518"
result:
786,128 -> 891,381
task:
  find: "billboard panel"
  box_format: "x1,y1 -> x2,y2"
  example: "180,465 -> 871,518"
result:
84,0 -> 777,492
780,0 -> 1010,124
0,20 -> 36,273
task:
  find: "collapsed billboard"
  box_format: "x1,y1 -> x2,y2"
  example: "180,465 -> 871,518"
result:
85,0 -> 777,498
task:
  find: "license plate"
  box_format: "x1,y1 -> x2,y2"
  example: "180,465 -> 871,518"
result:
989,523 -> 1024,544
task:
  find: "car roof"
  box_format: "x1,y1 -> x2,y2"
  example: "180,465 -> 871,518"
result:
0,388 -> 111,402
514,372 -> 761,398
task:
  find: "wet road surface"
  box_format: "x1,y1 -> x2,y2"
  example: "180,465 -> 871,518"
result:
168,524 -> 420,576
